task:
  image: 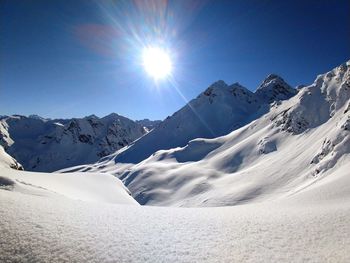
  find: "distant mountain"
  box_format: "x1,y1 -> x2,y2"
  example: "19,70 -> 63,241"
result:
63,60 -> 350,206
136,119 -> 161,131
75,77 -> 296,165
0,113 -> 146,172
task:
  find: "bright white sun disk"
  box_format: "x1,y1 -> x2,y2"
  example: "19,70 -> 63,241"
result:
142,47 -> 172,79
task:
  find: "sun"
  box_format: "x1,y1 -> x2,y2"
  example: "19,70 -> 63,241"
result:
142,47 -> 172,80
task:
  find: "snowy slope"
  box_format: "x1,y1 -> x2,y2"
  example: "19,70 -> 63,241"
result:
0,163 -> 137,205
0,145 -> 22,170
63,61 -> 350,207
0,113 -> 146,172
90,79 -> 295,165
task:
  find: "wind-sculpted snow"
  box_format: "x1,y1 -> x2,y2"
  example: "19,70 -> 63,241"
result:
1,143 -> 349,262
0,182 -> 349,262
1,137 -> 350,262
63,61 -> 350,207
0,113 -> 146,172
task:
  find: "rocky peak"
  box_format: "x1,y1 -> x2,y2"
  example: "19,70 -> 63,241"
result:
202,80 -> 228,97
256,74 -> 297,103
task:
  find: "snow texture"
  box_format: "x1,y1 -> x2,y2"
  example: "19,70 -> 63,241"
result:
0,165 -> 349,262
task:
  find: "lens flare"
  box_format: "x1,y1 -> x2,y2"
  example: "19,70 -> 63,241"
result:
142,47 -> 172,79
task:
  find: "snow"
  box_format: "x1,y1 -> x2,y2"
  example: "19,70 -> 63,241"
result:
1,141 -> 349,261
0,138 -> 136,204
0,171 -> 349,262
1,134 -> 350,262
0,168 -> 137,205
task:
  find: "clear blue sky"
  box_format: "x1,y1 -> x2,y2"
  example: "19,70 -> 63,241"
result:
1,0 -> 349,121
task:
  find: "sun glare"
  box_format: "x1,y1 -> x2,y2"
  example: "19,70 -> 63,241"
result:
142,47 -> 172,80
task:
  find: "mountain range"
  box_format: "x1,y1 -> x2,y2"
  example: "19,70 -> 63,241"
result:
61,60 -> 350,206
0,113 -> 154,172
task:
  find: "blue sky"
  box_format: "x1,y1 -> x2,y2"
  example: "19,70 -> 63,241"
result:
1,0 -> 349,121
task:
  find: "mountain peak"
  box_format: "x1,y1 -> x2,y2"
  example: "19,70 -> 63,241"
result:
230,82 -> 251,92
258,74 -> 288,89
102,113 -> 121,120
256,74 -> 297,103
264,73 -> 282,81
84,114 -> 99,120
28,114 -> 48,121
210,80 -> 228,88
201,80 -> 228,98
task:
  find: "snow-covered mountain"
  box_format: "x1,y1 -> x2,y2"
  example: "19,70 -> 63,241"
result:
87,78 -> 295,165
0,113 -> 146,172
0,74 -> 295,172
63,61 -> 350,206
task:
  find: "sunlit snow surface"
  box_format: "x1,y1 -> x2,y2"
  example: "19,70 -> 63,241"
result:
0,174 -> 349,262
1,154 -> 350,262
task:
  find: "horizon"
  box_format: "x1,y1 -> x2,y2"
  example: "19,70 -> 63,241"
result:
1,0 -> 349,120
